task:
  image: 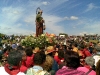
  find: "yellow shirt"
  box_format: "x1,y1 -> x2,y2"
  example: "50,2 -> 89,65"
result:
73,47 -> 78,52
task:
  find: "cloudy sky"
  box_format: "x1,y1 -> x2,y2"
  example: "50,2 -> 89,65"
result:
0,0 -> 100,35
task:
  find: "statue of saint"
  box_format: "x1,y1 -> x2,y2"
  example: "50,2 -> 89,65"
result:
35,7 -> 45,37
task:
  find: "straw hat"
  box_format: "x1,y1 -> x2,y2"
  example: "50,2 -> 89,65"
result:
33,47 -> 40,53
45,46 -> 55,55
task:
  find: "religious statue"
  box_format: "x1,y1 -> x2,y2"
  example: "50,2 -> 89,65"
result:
35,7 -> 45,37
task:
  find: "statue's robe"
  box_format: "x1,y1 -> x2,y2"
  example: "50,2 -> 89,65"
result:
36,14 -> 44,37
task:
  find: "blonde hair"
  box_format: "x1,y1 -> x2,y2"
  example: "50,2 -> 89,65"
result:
43,55 -> 53,71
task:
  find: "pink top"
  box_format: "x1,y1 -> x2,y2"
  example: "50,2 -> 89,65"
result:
77,67 -> 96,75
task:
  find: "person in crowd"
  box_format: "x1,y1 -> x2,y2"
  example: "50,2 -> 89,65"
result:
56,49 -> 66,69
11,42 -> 17,50
25,47 -> 34,68
45,46 -> 58,73
33,47 -> 40,54
77,56 -> 96,75
92,48 -> 97,56
17,45 -> 24,50
78,44 -> 85,66
93,43 -> 100,67
83,44 -> 91,58
85,56 -> 95,71
95,43 -> 100,54
0,47 -> 2,53
19,50 -> 27,72
72,42 -> 78,52
0,47 -> 2,66
0,50 -> 25,75
96,59 -> 100,75
56,50 -> 85,75
2,43 -> 7,49
26,51 -> 50,75
0,47 -> 3,63
54,49 -> 64,65
0,52 -> 8,67
43,55 -> 54,75
89,42 -> 94,54
3,46 -> 13,58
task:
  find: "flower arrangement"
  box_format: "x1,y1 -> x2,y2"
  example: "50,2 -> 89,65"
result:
21,33 -> 56,49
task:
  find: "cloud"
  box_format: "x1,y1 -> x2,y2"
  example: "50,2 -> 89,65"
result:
65,16 -> 100,35
43,14 -> 65,34
0,6 -> 29,35
0,24 -> 35,35
6,28 -> 34,35
75,18 -> 100,35
16,23 -> 22,27
70,16 -> 78,20
83,21 -> 100,29
64,16 -> 78,20
12,10 -> 20,14
1,6 -> 24,25
85,3 -> 99,12
24,15 -> 35,24
4,27 -> 11,30
73,26 -> 76,28
64,16 -> 69,20
86,3 -> 95,12
42,1 -> 50,5
44,0 -> 69,13
69,3 -> 82,8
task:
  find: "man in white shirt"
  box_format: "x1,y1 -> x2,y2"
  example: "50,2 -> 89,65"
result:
93,43 -> 100,66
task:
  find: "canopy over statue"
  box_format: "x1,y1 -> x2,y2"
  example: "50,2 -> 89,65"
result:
35,7 -> 45,37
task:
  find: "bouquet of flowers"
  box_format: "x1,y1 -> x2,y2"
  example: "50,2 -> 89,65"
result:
21,33 -> 56,49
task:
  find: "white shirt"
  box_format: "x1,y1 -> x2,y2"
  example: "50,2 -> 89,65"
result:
0,67 -> 25,75
93,55 -> 100,66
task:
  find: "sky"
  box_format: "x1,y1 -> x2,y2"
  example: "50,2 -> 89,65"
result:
0,0 -> 100,36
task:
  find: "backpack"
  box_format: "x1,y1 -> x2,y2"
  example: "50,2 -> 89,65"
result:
26,68 -> 50,75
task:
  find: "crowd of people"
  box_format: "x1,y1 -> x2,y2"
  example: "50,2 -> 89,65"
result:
0,35 -> 100,75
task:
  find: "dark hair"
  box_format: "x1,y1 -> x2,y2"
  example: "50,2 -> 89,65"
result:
78,44 -> 84,50
34,51 -> 46,65
3,46 -> 12,54
25,47 -> 33,56
72,42 -> 77,47
17,45 -> 23,50
80,44 -> 84,49
7,50 -> 22,66
0,52 -> 2,61
58,49 -> 64,59
18,50 -> 26,56
64,50 -> 80,68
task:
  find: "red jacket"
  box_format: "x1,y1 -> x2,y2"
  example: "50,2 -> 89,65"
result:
54,56 -> 64,65
20,61 -> 27,72
25,54 -> 34,68
83,48 -> 91,58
